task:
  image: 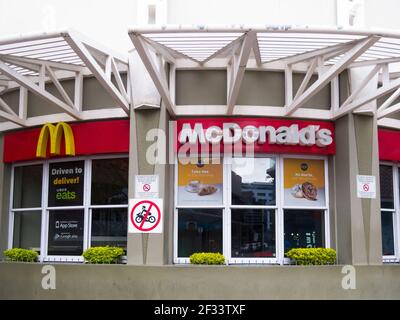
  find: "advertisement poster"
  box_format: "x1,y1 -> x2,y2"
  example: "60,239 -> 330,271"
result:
47,210 -> 84,256
284,158 -> 326,207
48,161 -> 85,207
178,159 -> 223,206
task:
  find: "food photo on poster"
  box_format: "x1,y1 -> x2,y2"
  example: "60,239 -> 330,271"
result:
284,158 -> 326,207
178,158 -> 223,206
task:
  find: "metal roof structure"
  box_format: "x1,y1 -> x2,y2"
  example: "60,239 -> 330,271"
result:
129,25 -> 400,129
0,29 -> 130,131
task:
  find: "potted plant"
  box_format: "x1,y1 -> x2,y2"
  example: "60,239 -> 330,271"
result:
189,252 -> 225,265
286,248 -> 337,265
3,248 -> 39,262
82,246 -> 125,264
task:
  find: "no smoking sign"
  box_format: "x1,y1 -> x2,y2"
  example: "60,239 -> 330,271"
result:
128,198 -> 163,233
357,175 -> 376,199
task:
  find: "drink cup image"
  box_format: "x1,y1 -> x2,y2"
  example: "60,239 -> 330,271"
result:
185,180 -> 201,193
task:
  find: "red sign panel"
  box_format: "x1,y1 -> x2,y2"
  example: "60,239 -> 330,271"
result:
378,129 -> 400,161
176,118 -> 336,155
3,119 -> 129,163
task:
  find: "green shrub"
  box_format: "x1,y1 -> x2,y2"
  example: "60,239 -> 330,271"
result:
82,246 -> 124,264
286,248 -> 336,265
189,252 -> 225,265
4,248 -> 38,262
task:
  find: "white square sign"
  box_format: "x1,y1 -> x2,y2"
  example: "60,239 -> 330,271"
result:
357,175 -> 376,199
135,175 -> 159,199
128,198 -> 163,233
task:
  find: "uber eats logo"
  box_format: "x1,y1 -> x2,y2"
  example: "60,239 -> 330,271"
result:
49,161 -> 84,207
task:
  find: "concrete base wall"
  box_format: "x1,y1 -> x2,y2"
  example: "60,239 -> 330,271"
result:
0,263 -> 399,299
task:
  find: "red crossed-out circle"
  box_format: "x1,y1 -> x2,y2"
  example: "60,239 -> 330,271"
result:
130,200 -> 161,232
363,183 -> 370,192
143,184 -> 151,192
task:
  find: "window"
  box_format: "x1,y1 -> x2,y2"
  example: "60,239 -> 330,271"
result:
11,165 -> 43,253
47,209 -> 84,256
230,157 -> 277,263
177,208 -> 223,257
10,156 -> 128,262
174,155 -> 329,265
284,209 -> 325,253
381,211 -> 395,256
175,157 -> 223,262
231,158 -> 276,206
13,165 -> 42,208
47,160 -> 85,257
91,208 -> 127,248
13,210 -> 41,252
90,158 -> 129,250
231,209 -> 276,258
379,164 -> 399,260
91,158 -> 128,205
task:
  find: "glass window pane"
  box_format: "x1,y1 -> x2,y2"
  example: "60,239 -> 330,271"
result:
91,158 -> 128,205
231,209 -> 276,258
48,161 -> 85,207
13,165 -> 42,208
47,210 -> 84,256
232,158 -> 276,205
284,210 -> 325,253
178,208 -> 222,257
380,165 -> 393,209
13,211 -> 41,253
91,208 -> 127,250
381,211 -> 395,256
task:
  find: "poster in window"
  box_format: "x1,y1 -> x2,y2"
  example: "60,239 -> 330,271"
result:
284,158 -> 326,207
178,159 -> 223,206
48,161 -> 85,207
47,210 -> 84,256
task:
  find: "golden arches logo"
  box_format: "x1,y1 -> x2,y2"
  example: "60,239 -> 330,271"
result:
36,122 -> 75,158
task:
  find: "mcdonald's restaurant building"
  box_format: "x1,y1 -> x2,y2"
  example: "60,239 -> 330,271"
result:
0,27 -> 400,299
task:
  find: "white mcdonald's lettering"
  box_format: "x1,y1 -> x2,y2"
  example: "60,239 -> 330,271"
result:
178,123 -> 333,147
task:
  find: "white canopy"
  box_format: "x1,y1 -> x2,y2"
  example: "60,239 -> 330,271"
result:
129,25 -> 400,129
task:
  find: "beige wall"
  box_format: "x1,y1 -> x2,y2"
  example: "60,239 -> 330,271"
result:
0,75 -> 127,118
334,113 -> 382,265
1,263 -> 399,299
237,71 -> 285,106
176,70 -> 227,105
176,70 -> 345,109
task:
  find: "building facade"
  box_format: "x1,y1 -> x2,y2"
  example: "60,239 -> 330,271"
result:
0,25 -> 400,270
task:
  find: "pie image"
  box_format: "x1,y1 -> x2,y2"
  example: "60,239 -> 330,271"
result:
197,185 -> 217,196
301,182 -> 317,201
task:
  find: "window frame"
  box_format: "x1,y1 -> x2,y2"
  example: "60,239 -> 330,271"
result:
173,155 -> 225,264
227,154 -> 279,265
379,162 -> 400,262
281,155 -> 330,264
8,154 -> 128,263
173,153 -> 330,265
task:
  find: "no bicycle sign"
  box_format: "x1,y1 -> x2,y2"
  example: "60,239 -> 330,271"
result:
128,199 -> 163,233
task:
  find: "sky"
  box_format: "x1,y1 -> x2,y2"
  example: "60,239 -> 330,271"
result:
1,0 -> 400,54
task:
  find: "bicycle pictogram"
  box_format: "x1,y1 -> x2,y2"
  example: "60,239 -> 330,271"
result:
129,199 -> 162,233
135,205 -> 156,224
